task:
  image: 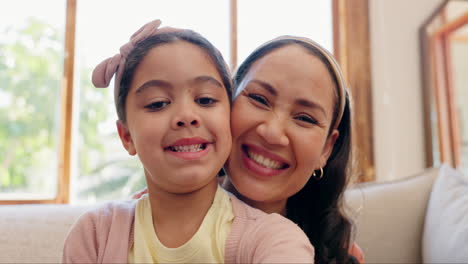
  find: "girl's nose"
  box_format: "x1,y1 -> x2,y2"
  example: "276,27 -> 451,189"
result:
171,105 -> 201,130
176,119 -> 198,127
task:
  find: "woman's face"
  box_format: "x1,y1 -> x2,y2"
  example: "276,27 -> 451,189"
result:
225,44 -> 339,204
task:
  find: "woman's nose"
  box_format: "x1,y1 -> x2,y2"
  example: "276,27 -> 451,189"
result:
256,116 -> 289,146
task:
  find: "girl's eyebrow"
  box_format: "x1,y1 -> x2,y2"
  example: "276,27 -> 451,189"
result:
135,76 -> 224,95
135,79 -> 172,94
192,76 -> 224,89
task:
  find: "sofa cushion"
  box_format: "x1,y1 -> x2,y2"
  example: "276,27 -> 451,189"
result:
345,167 -> 439,263
422,164 -> 468,262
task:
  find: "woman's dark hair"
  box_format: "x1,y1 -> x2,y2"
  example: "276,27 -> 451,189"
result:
233,39 -> 357,264
117,30 -> 232,123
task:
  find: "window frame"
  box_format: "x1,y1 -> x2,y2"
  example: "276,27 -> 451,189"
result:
0,0 -> 373,204
333,0 -> 375,182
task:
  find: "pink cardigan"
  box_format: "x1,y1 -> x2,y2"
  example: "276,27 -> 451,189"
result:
62,194 -> 314,263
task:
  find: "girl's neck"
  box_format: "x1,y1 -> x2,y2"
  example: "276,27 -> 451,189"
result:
146,177 -> 218,248
221,176 -> 287,216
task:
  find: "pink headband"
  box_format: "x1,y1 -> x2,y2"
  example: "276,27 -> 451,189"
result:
92,19 -> 182,101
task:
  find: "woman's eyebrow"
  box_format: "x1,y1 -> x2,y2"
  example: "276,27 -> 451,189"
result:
135,79 -> 172,94
295,98 -> 327,117
250,79 -> 277,96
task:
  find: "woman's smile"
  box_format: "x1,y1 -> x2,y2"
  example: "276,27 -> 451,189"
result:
241,143 -> 290,177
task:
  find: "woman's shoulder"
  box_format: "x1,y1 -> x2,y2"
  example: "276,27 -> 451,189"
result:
350,242 -> 365,263
228,195 -> 314,263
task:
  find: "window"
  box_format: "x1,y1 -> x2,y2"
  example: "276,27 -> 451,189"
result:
72,0 -> 230,203
0,0 -> 67,201
1,0 -> 373,204
237,0 -> 333,64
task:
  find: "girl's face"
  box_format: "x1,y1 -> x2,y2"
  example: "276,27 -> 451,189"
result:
117,41 -> 232,194
225,45 -> 339,204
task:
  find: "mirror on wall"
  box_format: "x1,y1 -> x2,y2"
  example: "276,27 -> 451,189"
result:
420,0 -> 468,175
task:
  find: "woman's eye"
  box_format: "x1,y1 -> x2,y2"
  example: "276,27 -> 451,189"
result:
196,97 -> 218,106
145,101 -> 169,111
295,115 -> 317,125
248,93 -> 269,106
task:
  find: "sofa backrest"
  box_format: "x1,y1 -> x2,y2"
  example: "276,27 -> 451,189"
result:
0,204 -> 91,263
0,168 -> 440,264
344,167 -> 439,263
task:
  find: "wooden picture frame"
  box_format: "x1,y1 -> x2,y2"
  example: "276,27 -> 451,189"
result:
420,0 -> 468,169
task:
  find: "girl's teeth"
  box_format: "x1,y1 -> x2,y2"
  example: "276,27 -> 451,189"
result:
172,144 -> 203,152
247,150 -> 282,169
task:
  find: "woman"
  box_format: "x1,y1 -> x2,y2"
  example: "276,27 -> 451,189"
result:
135,35 -> 363,263
222,36 -> 362,263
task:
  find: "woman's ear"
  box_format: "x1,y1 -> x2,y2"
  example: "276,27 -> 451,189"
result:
116,120 -> 137,156
319,129 -> 339,167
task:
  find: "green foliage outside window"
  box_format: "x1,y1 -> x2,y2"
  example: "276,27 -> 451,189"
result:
0,18 -> 144,201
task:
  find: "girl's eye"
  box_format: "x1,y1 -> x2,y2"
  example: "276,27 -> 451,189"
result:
196,97 -> 218,106
145,101 -> 169,111
295,115 -> 317,125
248,93 -> 269,106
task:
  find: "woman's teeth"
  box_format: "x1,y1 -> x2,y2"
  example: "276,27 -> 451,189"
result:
247,150 -> 283,169
170,144 -> 205,152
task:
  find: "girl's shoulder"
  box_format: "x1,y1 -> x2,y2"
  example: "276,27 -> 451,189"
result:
74,200 -> 137,225
62,200 -> 137,263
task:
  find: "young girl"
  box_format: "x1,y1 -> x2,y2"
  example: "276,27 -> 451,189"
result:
62,20 -> 314,263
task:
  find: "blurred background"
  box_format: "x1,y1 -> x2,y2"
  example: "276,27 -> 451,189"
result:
1,0 -> 466,205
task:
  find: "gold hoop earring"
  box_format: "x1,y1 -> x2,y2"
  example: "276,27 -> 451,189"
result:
313,167 -> 324,180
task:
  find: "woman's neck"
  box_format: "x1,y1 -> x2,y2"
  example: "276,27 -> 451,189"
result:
221,176 -> 287,216
146,177 -> 218,248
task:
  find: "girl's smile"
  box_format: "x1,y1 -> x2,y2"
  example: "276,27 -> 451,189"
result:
164,137 -> 212,161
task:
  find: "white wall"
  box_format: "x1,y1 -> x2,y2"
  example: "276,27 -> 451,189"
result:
369,0 -> 443,181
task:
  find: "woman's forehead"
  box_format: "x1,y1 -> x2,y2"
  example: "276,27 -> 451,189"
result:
247,45 -> 333,88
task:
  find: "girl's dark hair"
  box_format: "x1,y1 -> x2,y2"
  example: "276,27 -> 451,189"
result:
117,30 -> 232,123
233,39 -> 357,264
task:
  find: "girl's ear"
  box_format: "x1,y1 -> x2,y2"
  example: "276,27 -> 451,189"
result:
116,120 -> 137,156
319,129 -> 339,167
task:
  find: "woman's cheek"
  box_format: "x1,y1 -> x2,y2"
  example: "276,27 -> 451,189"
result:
230,98 -> 251,138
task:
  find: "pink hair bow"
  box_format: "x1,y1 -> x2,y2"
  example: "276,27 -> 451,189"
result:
91,19 -> 180,100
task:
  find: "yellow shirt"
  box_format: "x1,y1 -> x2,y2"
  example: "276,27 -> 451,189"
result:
128,186 -> 234,263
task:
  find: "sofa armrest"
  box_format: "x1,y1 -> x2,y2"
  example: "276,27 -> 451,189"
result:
344,167 -> 439,263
